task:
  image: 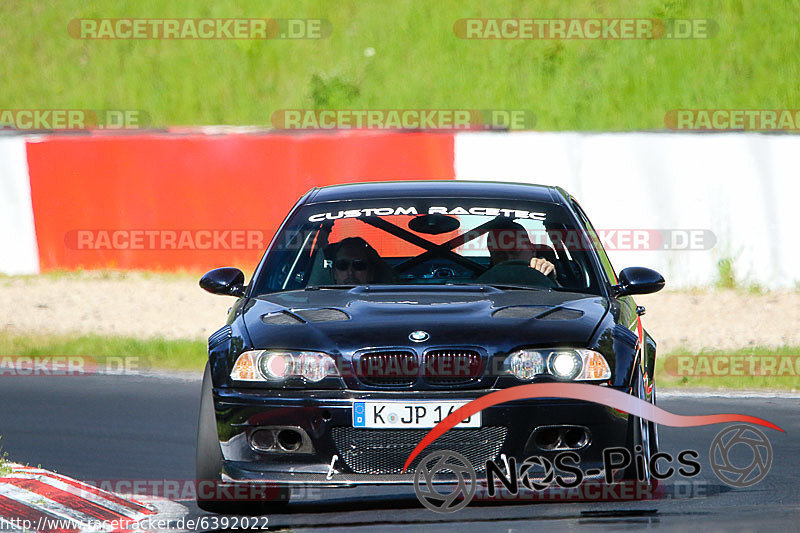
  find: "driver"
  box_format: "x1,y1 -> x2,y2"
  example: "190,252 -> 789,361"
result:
329,237 -> 379,284
486,221 -> 557,279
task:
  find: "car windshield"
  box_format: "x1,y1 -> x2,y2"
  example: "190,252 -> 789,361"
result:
252,198 -> 603,295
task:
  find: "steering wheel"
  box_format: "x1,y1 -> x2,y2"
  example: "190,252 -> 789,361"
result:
474,260 -> 557,288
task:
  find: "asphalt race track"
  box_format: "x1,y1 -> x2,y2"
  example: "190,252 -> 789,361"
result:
1,374 -> 798,532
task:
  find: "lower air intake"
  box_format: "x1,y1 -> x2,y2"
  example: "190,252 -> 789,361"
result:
331,426 -> 507,475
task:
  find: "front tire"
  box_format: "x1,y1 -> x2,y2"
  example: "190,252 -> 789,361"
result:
195,363 -> 289,514
623,367 -> 657,485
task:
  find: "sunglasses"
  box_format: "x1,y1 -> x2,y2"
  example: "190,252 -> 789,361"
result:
334,259 -> 370,271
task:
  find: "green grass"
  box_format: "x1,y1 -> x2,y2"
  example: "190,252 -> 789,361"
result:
0,437 -> 11,476
1,0 -> 798,129
656,345 -> 800,391
0,333 -> 206,372
711,257 -> 770,293
1,331 -> 797,390
715,257 -> 737,289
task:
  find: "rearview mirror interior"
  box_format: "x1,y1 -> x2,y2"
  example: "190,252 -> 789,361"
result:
408,213 -> 460,235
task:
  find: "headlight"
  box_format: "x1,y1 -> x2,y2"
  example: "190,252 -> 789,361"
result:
549,351 -> 583,380
260,351 -> 291,379
230,350 -> 340,383
503,349 -> 611,381
503,350 -> 545,380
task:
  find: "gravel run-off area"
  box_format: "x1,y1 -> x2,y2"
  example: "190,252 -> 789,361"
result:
1,272 -> 799,354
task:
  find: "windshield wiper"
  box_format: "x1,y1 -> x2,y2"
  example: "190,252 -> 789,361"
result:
306,283 -> 550,292
481,283 -> 547,292
436,282 -> 547,292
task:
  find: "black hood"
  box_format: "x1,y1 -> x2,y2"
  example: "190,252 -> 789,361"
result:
242,286 -> 608,355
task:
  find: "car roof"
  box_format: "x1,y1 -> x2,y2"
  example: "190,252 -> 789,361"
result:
305,180 -> 566,204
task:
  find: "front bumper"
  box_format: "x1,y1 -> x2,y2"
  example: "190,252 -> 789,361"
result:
213,387 -> 633,487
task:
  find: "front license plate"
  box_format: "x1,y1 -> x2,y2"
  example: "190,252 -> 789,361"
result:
352,401 -> 480,428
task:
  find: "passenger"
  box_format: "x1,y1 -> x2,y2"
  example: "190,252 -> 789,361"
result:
329,237 -> 380,284
486,221 -> 557,279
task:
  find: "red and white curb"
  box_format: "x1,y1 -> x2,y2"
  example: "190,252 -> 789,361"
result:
0,464 -> 183,532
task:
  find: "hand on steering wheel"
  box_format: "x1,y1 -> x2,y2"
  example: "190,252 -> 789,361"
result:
529,257 -> 556,278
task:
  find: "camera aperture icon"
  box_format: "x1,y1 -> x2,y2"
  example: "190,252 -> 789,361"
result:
414,450 -> 477,513
710,424 -> 772,487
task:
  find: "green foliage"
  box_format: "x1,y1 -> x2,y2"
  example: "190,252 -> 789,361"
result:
657,345 -> 800,390
715,257 -> 737,289
309,74 -> 360,109
0,437 -> 10,476
1,331 -> 797,390
0,333 -> 206,371
1,0 -> 798,129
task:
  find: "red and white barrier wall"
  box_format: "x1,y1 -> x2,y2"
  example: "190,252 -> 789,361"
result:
2,130 -> 798,288
3,131 -> 453,273
455,132 -> 800,289
0,137 -> 39,274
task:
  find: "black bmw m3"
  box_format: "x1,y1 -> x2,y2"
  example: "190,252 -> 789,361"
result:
195,180 -> 665,513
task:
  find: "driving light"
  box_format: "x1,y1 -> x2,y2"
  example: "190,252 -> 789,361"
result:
503,350 -> 545,380
230,350 -> 340,383
503,348 -> 611,381
549,351 -> 583,380
260,351 -> 292,379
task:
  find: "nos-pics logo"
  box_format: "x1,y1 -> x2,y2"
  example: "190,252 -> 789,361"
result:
413,424 -> 773,513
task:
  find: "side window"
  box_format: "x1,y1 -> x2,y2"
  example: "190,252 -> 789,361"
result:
571,199 -> 618,285
278,225 -> 322,291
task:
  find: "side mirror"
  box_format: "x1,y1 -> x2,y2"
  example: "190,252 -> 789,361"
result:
613,267 -> 665,296
200,267 -> 246,297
